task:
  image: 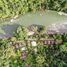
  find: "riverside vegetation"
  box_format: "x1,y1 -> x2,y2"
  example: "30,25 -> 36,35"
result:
0,25 -> 67,67
0,0 -> 67,18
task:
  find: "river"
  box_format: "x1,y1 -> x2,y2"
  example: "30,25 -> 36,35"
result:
0,10 -> 67,38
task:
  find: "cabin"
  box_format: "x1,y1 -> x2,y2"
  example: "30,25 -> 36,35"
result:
43,39 -> 55,45
40,38 -> 55,45
27,38 -> 55,45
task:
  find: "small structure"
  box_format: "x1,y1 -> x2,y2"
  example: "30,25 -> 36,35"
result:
40,38 -> 55,45
21,47 -> 26,51
13,41 -> 22,49
26,38 -> 55,45
20,51 -> 27,61
31,41 -> 37,46
27,31 -> 35,36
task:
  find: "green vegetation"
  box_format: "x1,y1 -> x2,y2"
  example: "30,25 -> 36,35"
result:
0,25 -> 67,67
0,0 -> 67,18
0,0 -> 67,66
46,0 -> 67,12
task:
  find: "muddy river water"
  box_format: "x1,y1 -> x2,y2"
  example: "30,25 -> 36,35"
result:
0,10 -> 67,38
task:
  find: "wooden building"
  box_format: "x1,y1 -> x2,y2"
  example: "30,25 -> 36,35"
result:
27,38 -> 55,45
40,38 -> 55,45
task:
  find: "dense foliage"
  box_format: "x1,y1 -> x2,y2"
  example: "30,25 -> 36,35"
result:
0,0 -> 67,18
0,25 -> 67,67
46,0 -> 67,12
